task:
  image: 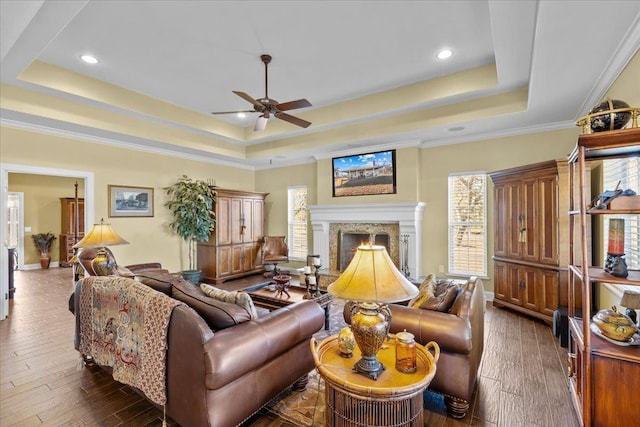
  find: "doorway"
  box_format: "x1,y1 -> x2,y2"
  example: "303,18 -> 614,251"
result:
7,192 -> 24,270
0,163 -> 94,320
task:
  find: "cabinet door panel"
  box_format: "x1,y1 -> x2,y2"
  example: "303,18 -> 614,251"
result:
230,245 -> 244,274
216,197 -> 232,245
521,179 -> 538,262
538,175 -> 559,265
252,199 -> 264,242
521,267 -> 538,312
494,261 -> 508,300
493,184 -> 507,257
242,199 -> 253,240
216,246 -> 232,277
507,264 -> 522,305
537,269 -> 558,317
230,198 -> 243,244
506,183 -> 522,259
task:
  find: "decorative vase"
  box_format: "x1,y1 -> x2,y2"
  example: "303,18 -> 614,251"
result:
181,269 -> 202,285
338,326 -> 355,358
39,254 -> 51,269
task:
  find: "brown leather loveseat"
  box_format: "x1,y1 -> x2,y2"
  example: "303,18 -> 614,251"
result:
71,275 -> 325,426
344,276 -> 485,418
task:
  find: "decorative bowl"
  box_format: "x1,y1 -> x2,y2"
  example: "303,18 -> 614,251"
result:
592,307 -> 637,342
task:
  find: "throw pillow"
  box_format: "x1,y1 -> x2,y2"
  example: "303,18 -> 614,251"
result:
172,280 -> 252,330
409,274 -> 436,308
419,280 -> 460,312
200,283 -> 259,320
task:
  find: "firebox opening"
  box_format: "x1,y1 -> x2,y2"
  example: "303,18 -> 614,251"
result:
338,232 -> 390,272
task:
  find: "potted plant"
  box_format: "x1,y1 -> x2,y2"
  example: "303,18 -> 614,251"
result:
164,175 -> 216,284
31,232 -> 57,269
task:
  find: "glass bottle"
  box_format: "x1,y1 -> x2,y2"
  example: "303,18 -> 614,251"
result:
395,330 -> 416,373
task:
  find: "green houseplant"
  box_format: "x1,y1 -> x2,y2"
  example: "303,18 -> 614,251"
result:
165,175 -> 216,284
31,232 -> 57,269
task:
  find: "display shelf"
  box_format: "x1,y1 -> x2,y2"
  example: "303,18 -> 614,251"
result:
567,127 -> 640,427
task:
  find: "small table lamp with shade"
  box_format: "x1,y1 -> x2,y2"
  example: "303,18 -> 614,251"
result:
73,218 -> 129,276
328,244 -> 418,380
620,290 -> 640,328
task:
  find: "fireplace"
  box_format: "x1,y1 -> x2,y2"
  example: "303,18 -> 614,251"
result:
338,231 -> 390,272
309,202 -> 425,280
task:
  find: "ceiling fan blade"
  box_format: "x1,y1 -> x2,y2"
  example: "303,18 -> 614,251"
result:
233,91 -> 264,109
254,115 -> 268,132
276,98 -> 312,111
210,110 -> 255,115
275,112 -> 311,128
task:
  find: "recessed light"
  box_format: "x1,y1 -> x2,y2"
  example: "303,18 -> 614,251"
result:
237,112 -> 246,118
436,49 -> 453,60
448,126 -> 465,132
80,54 -> 99,64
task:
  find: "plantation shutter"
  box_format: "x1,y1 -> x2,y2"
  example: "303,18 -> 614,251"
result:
288,186 -> 308,260
448,172 -> 487,276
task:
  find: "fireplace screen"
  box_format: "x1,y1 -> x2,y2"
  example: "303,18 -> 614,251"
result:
338,232 -> 390,272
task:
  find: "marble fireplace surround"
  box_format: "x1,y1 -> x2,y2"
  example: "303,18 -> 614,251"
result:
309,202 -> 425,281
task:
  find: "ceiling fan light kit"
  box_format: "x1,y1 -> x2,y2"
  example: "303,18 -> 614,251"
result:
211,54 -> 312,131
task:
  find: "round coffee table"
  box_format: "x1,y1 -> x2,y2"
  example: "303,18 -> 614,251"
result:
311,334 -> 439,427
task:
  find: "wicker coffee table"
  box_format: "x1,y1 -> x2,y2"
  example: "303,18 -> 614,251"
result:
243,280 -> 332,329
311,334 -> 439,427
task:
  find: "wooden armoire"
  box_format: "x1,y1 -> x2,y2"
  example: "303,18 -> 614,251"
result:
489,160 -> 569,323
197,188 -> 268,284
59,197 -> 84,263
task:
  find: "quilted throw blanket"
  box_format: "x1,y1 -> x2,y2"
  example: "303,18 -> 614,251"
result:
78,276 -> 182,406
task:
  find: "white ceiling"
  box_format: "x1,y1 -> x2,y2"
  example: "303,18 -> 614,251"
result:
1,0 -> 639,169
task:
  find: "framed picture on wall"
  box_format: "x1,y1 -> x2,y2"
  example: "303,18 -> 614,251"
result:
332,149 -> 397,197
109,185 -> 154,217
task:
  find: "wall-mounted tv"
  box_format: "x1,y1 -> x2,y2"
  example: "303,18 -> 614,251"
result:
332,149 -> 397,197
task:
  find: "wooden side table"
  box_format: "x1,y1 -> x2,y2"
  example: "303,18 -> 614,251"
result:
311,334 -> 439,427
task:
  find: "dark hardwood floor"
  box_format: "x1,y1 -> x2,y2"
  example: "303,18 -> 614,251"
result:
0,268 -> 578,426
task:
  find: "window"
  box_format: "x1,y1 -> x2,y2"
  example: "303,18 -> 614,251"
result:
448,172 -> 487,277
602,157 -> 639,294
287,186 -> 308,260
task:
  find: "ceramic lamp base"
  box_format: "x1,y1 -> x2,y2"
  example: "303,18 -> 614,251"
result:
350,302 -> 391,380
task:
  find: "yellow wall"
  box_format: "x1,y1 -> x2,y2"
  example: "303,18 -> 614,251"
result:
2,126 -> 254,272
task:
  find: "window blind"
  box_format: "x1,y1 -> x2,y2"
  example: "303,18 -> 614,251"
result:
448,172 -> 487,277
602,157 -> 639,294
287,186 -> 308,260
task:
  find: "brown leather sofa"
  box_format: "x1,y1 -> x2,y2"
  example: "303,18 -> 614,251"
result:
344,276 -> 485,418
70,275 -> 325,427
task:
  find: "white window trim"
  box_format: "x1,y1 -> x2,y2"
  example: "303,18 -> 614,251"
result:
287,185 -> 308,261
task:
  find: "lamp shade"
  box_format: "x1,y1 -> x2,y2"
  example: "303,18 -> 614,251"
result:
620,290 -> 640,309
328,245 -> 417,303
73,219 -> 129,249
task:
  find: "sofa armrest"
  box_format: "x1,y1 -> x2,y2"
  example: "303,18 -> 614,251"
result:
389,304 -> 472,354
203,300 -> 324,390
125,262 -> 168,274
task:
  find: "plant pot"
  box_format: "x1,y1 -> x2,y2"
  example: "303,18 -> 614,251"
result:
40,254 -> 51,269
181,269 -> 202,285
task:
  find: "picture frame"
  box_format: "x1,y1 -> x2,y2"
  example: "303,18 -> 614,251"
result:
108,185 -> 154,217
332,149 -> 397,197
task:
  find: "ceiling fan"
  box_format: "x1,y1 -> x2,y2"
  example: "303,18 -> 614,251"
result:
211,54 -> 312,131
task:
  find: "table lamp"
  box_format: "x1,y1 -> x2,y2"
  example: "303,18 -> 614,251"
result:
620,290 -> 640,327
73,218 -> 129,275
328,244 -> 418,380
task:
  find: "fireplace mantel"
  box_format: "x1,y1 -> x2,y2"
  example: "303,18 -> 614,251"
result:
309,202 -> 425,280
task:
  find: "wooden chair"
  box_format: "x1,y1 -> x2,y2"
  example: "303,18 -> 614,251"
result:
262,236 -> 289,277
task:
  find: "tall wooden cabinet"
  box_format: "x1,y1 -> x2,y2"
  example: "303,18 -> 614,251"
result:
567,128 -> 640,427
489,160 -> 569,323
59,197 -> 84,263
197,188 -> 268,284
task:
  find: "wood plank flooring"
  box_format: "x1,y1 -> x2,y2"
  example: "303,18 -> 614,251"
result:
0,268 -> 579,426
